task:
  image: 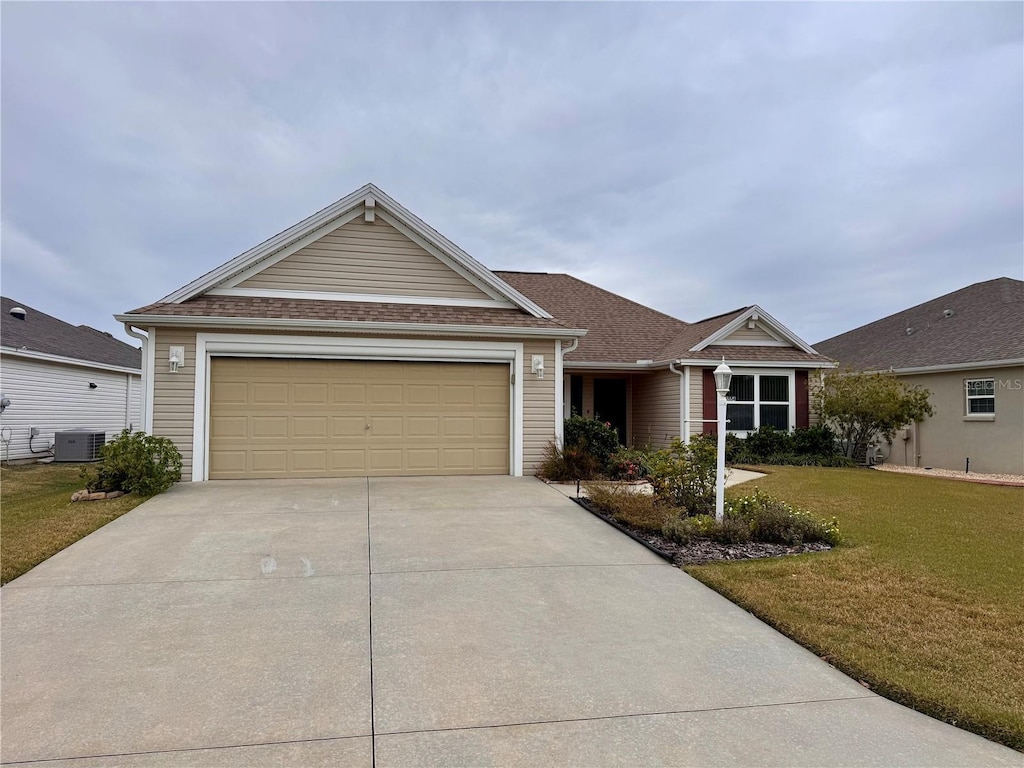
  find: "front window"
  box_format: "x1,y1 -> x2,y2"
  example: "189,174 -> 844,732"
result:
965,379 -> 995,414
726,373 -> 790,432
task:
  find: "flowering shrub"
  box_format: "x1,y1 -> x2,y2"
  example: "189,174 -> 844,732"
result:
607,447 -> 653,481
563,415 -> 621,472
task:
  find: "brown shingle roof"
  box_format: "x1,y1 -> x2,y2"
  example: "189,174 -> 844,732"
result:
494,272 -> 689,363
1,296 -> 142,369
126,295 -> 569,330
815,278 -> 1024,370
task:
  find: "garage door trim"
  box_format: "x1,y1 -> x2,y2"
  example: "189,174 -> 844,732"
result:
191,332 -> 524,481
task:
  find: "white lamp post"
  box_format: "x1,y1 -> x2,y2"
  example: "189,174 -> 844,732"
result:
713,359 -> 733,522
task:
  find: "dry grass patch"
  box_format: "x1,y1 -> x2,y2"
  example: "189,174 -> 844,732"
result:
688,466 -> 1024,750
584,483 -> 666,534
1,463 -> 147,584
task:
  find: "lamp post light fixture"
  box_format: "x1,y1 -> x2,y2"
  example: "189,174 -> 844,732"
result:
713,359 -> 733,522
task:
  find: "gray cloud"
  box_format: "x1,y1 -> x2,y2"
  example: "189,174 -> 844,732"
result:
2,2 -> 1020,344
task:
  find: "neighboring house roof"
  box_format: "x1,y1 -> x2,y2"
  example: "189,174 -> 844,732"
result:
815,278 -> 1024,372
1,296 -> 142,370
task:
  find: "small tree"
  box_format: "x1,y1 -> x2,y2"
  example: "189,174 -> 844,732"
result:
816,370 -> 933,460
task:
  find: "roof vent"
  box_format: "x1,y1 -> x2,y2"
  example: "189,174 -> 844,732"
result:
942,308 -> 954,318
8,307 -> 26,321
905,326 -> 913,336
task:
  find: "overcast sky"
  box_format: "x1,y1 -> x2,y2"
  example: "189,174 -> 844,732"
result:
2,2 -> 1021,349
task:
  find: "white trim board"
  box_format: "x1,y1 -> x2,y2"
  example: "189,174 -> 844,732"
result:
158,183 -> 553,319
1,347 -> 142,375
690,306 -> 818,355
205,287 -> 516,310
190,333 -> 525,482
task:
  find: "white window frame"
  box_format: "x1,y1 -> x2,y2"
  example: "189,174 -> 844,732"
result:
191,332 -> 524,482
964,378 -> 995,417
725,369 -> 796,435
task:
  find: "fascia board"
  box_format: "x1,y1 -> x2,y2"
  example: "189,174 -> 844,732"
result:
156,182 -> 554,320
114,313 -> 587,340
159,184 -> 374,304
857,359 -> 1024,376
1,346 -> 142,374
690,305 -> 818,355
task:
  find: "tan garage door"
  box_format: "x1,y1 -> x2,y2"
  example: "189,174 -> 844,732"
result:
208,358 -> 510,479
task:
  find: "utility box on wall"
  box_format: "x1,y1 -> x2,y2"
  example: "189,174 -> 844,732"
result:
54,430 -> 106,462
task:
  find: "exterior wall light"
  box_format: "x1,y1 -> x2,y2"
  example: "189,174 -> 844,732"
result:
169,346 -> 185,374
531,354 -> 545,379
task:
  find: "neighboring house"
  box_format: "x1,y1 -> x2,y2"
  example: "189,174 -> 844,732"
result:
116,183 -> 833,482
0,297 -> 143,463
816,278 -> 1024,475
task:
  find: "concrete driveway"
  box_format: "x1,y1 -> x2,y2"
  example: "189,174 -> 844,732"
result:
1,477 -> 1016,766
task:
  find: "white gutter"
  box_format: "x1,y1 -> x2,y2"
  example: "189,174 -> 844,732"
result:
115,314 -> 587,340
567,358 -> 838,371
555,338 -> 580,446
669,361 -> 689,445
856,359 -> 1024,376
122,323 -> 151,432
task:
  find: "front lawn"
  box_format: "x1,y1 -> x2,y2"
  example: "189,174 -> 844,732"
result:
1,462 -> 147,584
688,466 -> 1023,750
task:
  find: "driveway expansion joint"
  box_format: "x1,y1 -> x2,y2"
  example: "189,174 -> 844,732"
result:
371,562 -> 673,576
3,572 -> 365,590
375,694 -> 881,738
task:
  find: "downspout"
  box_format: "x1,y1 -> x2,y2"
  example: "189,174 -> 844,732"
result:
123,323 -> 149,433
556,338 -> 580,446
669,361 -> 688,444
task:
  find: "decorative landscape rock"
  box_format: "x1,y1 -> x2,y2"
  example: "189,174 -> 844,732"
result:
71,489 -> 128,502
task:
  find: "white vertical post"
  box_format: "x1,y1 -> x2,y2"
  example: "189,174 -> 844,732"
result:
716,390 -> 727,522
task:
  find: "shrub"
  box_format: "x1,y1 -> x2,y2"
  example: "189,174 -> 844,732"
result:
662,513 -> 718,543
726,489 -> 840,546
792,424 -> 839,456
81,430 -> 182,496
745,425 -> 794,458
585,483 -> 667,534
563,415 -> 621,472
538,441 -> 601,481
607,446 -> 653,481
648,437 -> 717,516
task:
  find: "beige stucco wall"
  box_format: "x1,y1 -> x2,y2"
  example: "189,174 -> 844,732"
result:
150,327 -> 557,480
885,366 -> 1023,475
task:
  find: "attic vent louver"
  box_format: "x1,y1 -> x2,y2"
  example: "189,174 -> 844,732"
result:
9,307 -> 26,320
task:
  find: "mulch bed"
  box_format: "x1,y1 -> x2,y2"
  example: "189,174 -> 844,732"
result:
572,497 -> 832,566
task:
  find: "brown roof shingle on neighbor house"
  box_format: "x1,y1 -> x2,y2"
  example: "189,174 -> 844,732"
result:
815,278 -> 1024,371
1,296 -> 141,369
127,295 -> 570,330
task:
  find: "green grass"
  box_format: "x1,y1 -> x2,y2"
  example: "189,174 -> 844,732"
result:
688,466 -> 1023,750
1,463 -> 147,584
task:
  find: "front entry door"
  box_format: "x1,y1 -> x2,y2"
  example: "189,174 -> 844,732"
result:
593,378 -> 627,445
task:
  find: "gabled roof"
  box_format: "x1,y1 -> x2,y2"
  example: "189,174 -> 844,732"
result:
494,272 -> 689,363
155,183 -> 551,319
815,278 -> 1024,371
2,296 -> 141,370
498,273 -> 831,366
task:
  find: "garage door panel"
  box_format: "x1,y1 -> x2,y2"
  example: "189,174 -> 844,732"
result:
209,359 -> 510,479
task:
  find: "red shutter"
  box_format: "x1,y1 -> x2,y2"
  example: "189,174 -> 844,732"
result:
702,368 -> 717,435
795,370 -> 809,429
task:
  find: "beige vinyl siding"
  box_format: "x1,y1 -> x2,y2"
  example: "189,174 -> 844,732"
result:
723,324 -> 778,343
239,217 -> 491,300
688,367 -> 705,439
632,368 -> 681,449
522,340 -> 557,474
152,328 -> 198,480
808,370 -> 823,427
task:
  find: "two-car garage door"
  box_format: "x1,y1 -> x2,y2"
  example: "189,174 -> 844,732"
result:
208,358 -> 510,479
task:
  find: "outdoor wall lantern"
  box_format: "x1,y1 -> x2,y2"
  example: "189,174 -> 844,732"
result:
531,354 -> 545,379
169,346 -> 185,374
713,358 -> 733,522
